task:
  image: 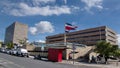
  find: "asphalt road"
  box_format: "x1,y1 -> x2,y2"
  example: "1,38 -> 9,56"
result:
0,53 -> 100,68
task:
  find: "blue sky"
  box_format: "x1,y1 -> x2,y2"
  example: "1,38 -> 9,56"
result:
0,0 -> 120,45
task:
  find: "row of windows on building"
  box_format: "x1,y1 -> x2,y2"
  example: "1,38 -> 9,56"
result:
47,34 -> 116,43
48,36 -> 116,45
47,30 -> 106,39
47,28 -> 116,39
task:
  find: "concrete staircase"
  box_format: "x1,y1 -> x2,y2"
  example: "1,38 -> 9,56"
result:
70,46 -> 94,59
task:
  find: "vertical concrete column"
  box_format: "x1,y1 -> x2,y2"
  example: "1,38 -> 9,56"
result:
65,49 -> 71,60
66,49 -> 69,60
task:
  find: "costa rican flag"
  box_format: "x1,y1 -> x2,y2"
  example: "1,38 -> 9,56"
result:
65,23 -> 77,32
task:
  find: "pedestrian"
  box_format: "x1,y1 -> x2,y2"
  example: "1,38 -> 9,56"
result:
105,56 -> 108,64
96,55 -> 101,63
89,54 -> 92,63
69,53 -> 72,60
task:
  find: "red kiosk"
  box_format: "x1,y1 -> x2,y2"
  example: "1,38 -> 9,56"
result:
48,46 -> 67,62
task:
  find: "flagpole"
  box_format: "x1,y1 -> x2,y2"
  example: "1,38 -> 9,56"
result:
64,23 -> 68,60
64,23 -> 67,45
64,23 -> 78,60
64,33 -> 66,44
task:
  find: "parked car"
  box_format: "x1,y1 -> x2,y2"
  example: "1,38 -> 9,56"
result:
4,49 -> 9,54
6,49 -> 12,54
16,48 -> 29,57
11,49 -> 17,55
0,48 -> 6,53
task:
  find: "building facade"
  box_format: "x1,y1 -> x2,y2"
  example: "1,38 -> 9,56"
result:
46,26 -> 117,46
4,22 -> 28,44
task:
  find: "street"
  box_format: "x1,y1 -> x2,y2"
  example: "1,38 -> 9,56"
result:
0,53 -> 100,68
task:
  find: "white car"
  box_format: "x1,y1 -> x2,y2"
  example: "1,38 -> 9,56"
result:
0,48 -> 6,53
16,48 -> 29,57
6,49 -> 13,54
11,49 -> 17,55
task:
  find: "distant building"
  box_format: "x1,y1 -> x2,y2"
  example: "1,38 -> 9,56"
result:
46,26 -> 117,46
4,22 -> 28,44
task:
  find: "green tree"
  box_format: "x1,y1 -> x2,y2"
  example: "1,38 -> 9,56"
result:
0,41 -> 3,45
0,41 -> 3,44
95,41 -> 120,63
95,41 -> 112,56
112,47 -> 120,58
7,42 -> 14,49
0,41 -> 3,47
18,38 -> 28,46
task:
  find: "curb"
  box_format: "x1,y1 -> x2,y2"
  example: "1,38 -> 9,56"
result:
59,60 -> 120,68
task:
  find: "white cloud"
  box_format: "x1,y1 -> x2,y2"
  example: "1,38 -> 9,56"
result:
117,34 -> 120,47
33,0 -> 55,3
2,2 -> 72,16
29,27 -> 37,35
29,21 -> 54,35
36,40 -> 45,43
0,0 -> 81,16
32,0 -> 56,6
81,0 -> 103,12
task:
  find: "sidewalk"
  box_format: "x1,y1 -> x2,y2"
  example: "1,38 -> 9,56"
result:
59,60 -> 120,68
